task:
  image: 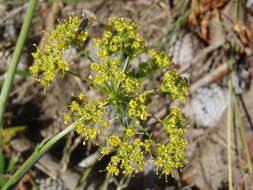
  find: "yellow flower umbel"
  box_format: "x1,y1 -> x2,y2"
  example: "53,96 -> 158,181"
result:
161,70 -> 189,102
106,138 -> 146,176
155,107 -> 187,176
30,16 -> 190,180
149,49 -> 172,68
64,93 -> 107,143
91,57 -> 125,84
30,16 -> 88,86
94,17 -> 146,58
128,92 -> 151,120
91,18 -> 145,93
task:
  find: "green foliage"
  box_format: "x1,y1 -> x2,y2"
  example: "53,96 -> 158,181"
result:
0,127 -> 25,187
30,16 -> 189,178
0,126 -> 26,146
0,151 -> 18,188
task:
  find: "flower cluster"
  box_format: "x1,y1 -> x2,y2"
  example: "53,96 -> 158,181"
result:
91,57 -> 125,84
64,93 -> 108,142
106,137 -> 149,176
30,16 -> 88,86
91,18 -> 145,93
155,107 -> 187,175
94,17 -> 146,58
161,70 -> 189,101
128,92 -> 151,120
149,49 -> 172,68
31,16 -> 189,179
123,76 -> 141,92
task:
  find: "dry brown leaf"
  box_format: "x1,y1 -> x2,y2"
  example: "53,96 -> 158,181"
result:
18,175 -> 33,190
246,56 -> 253,68
182,137 -> 227,189
185,128 -> 206,139
202,0 -> 227,9
189,0 -> 227,25
189,0 -> 202,25
209,9 -> 225,45
200,12 -> 210,40
247,135 -> 253,158
233,23 -> 253,51
189,0 -> 227,42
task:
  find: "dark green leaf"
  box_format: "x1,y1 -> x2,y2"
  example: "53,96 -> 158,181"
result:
0,176 -> 8,187
6,156 -> 18,172
0,152 -> 5,174
15,69 -> 31,77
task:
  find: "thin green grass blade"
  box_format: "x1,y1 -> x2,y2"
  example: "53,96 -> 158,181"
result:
1,121 -> 76,190
6,156 -> 18,172
0,0 -> 38,129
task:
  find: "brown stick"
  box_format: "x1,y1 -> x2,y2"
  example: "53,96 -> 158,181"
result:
190,62 -> 232,93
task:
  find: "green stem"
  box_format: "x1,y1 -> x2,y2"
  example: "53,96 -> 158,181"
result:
65,70 -> 93,83
2,121 -> 77,190
234,99 -> 253,179
86,54 -> 95,63
236,0 -> 241,21
227,78 -> 233,190
75,164 -> 94,190
0,0 -> 38,129
115,57 -> 130,92
100,172 -> 110,190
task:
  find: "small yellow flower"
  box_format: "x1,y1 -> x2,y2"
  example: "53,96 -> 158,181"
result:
106,165 -> 119,176
100,120 -> 109,128
91,62 -> 99,70
78,93 -> 86,101
107,135 -> 121,147
124,127 -> 136,137
128,108 -> 136,116
101,148 -> 111,155
143,139 -> 152,152
70,101 -> 80,112
104,31 -> 112,39
75,120 -> 85,134
85,128 -> 99,139
63,112 -> 71,124
97,50 -> 108,57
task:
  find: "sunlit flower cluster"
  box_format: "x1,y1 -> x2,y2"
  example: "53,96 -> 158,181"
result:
106,138 -> 147,175
128,92 -> 151,120
31,16 -> 189,179
91,57 -> 125,84
155,106 -> 187,175
30,16 -> 88,86
149,49 -> 172,68
94,17 -> 146,58
123,76 -> 141,92
64,92 -> 108,142
161,70 -> 189,101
